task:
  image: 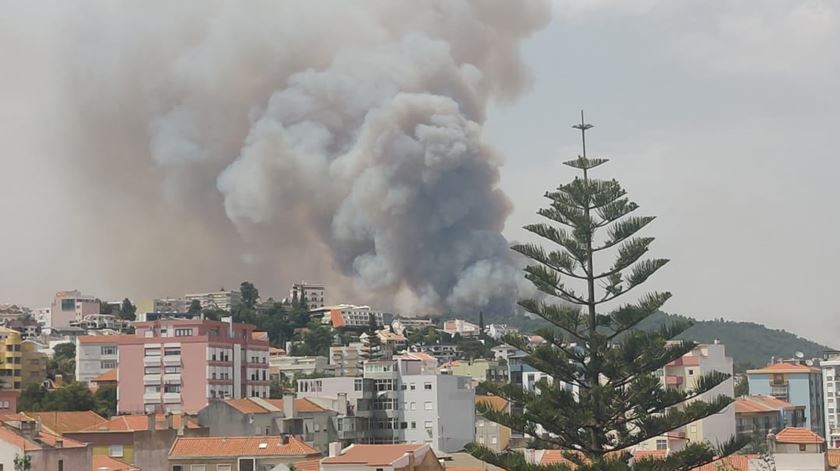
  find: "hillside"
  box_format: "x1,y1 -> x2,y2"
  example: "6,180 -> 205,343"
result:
446,310 -> 832,372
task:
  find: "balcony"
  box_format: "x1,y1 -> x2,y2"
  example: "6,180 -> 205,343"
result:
143,356 -> 161,366
163,393 -> 181,403
143,374 -> 161,384
163,374 -> 181,384
163,356 -> 181,366
143,392 -> 161,403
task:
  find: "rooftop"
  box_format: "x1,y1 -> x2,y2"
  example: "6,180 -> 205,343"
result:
93,369 -> 117,383
775,427 -> 825,445
92,455 -> 140,471
224,397 -> 327,415
735,395 -> 801,414
169,436 -> 318,458
747,362 -> 821,374
24,410 -> 107,435
80,413 -> 200,432
322,443 -> 429,466
476,395 -> 508,412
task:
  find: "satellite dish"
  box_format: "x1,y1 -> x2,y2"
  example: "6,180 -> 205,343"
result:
795,351 -> 805,359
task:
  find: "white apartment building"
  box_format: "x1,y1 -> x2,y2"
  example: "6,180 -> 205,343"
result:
442,319 -> 480,338
49,290 -> 100,328
821,351 -> 840,446
271,355 -> 328,379
319,305 -> 385,329
135,297 -> 187,321
75,335 -> 120,384
184,290 -> 241,312
290,282 -> 326,309
636,342 -> 736,454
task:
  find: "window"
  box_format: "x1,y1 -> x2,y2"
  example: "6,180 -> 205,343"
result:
410,402 -> 416,411
410,383 -> 416,390
411,421 -> 416,429
165,366 -> 181,374
145,386 -> 160,393
145,366 -> 160,375
800,444 -> 807,451
109,444 -> 124,457
165,384 -> 181,393
424,401 -> 433,410
172,466 -> 183,471
687,369 -> 694,376
101,346 -> 117,355
656,439 -> 667,450
144,347 -> 160,357
216,466 -> 231,471
165,347 -> 181,356
101,360 -> 117,369
354,379 -> 363,391
58,461 -> 63,471
424,382 -> 432,390
175,329 -> 193,337
491,436 -> 498,444
190,466 -> 206,471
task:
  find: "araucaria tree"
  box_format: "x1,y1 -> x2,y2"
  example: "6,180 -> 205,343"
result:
468,115 -> 743,470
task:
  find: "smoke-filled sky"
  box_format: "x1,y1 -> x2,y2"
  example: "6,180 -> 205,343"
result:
2,1 -> 839,344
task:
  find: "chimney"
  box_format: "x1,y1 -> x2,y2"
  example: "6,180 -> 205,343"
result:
283,394 -> 296,418
147,411 -> 156,431
280,435 -> 289,445
20,419 -> 39,442
337,393 -> 348,416
328,442 -> 342,458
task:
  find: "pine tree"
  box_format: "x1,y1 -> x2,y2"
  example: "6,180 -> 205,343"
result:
467,113 -> 743,470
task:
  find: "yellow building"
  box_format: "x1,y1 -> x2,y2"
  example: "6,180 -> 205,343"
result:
0,327 -> 22,389
21,340 -> 47,388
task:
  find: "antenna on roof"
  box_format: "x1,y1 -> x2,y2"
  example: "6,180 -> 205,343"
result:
795,351 -> 805,359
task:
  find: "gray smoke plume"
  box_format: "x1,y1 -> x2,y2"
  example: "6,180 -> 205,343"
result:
13,0 -> 550,314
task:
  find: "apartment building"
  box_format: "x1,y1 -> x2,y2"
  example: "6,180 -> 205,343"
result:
442,319 -> 480,338
821,351 -> 840,446
183,290 -> 242,312
21,340 -> 47,388
320,305 -> 385,329
298,355 -> 474,453
637,343 -> 736,454
49,290 -> 100,328
747,361 -> 824,436
290,282 -> 326,309
475,395 -> 511,452
270,355 -> 328,379
135,298 -> 187,322
76,335 -> 121,384
735,395 -> 805,441
116,319 -> 269,414
391,317 -> 433,336
0,327 -> 22,389
330,342 -> 368,377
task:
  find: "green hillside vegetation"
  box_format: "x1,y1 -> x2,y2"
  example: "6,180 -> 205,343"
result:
445,310 -> 832,372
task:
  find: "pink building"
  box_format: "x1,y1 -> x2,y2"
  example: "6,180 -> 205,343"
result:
49,290 -> 100,328
117,319 -> 269,415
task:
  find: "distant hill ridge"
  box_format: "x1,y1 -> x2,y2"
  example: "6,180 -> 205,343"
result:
446,310 -> 832,372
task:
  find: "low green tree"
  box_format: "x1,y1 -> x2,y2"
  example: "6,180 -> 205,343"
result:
188,299 -> 202,315
119,298 -> 137,321
94,385 -> 117,417
14,454 -> 31,471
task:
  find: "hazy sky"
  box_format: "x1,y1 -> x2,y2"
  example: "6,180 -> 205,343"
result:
489,0 -> 840,345
2,1 -> 839,345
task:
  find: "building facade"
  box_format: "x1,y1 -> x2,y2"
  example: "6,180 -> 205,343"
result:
735,395 -> 806,441
21,340 -> 47,388
49,290 -> 100,328
747,362 -> 824,436
323,305 -> 385,329
117,319 -> 269,414
183,290 -> 241,312
76,335 -> 121,384
330,342 -> 368,377
442,319 -> 480,338
821,351 -> 840,446
290,282 -> 326,309
0,327 -> 22,389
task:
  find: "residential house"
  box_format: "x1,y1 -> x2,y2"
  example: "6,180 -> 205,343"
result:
197,396 -> 336,452
490,344 -> 518,362
295,376 -> 376,447
117,318 -> 269,414
770,427 -> 828,470
747,362 -> 824,436
475,395 -> 510,452
168,435 -> 320,471
318,305 -> 385,329
417,345 -> 459,364
484,324 -> 518,341
23,411 -> 107,436
821,351 -> 840,446
442,319 -> 480,338
92,369 -> 118,390
321,443 -> 443,471
271,355 -> 328,380
735,395 -> 805,440
0,418 -> 92,471
63,412 -> 207,471
391,318 -> 433,337
330,342 -> 367,377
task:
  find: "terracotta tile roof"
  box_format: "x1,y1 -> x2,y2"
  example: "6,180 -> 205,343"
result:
633,450 -> 666,460
540,450 -> 571,464
78,335 -> 123,345
225,398 -> 327,414
691,455 -> 754,471
92,455 -> 140,470
747,362 -> 821,374
775,427 -> 825,444
252,331 -> 269,341
322,444 -> 428,466
81,414 -> 200,432
0,426 -> 40,450
25,411 -> 107,434
37,431 -> 87,448
668,355 -> 701,367
476,395 -> 508,412
330,310 -> 346,327
93,369 -> 118,383
169,436 -> 318,458
293,458 -> 320,471
735,395 -> 800,414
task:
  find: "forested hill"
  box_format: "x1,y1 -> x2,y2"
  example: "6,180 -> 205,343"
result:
447,310 -> 832,372
637,312 -> 833,372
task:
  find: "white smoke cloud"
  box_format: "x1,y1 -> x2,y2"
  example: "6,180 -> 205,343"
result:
7,0 -> 551,313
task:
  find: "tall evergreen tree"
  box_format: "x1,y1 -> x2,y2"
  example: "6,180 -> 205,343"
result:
468,114 -> 743,470
240,281 -> 260,309
479,311 -> 485,340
